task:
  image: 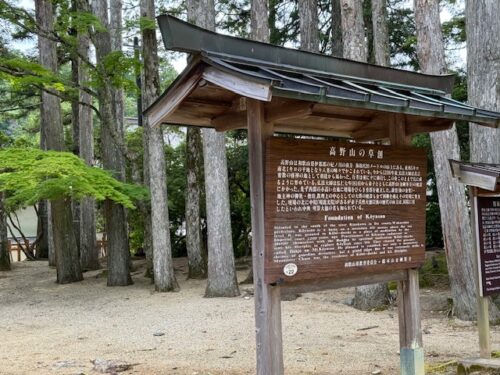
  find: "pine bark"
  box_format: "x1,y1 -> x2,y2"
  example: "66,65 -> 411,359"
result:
191,0 -> 239,297
36,200 -> 49,259
371,0 -> 390,66
141,0 -> 178,291
77,31 -> 99,271
341,0 -> 390,310
36,0 -> 82,283
466,0 -> 500,165
0,193 -> 10,271
331,0 -> 343,57
414,0 -> 478,320
251,0 -> 270,43
298,0 -> 319,53
92,0 -> 132,286
71,35 -> 81,255
185,0 -> 208,280
37,112 -> 49,260
340,0 -> 367,62
202,130 -> 240,297
185,127 -> 206,278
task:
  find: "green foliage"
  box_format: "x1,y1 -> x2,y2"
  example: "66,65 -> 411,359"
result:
165,139 -> 188,257
388,1 -> 418,70
139,16 -> 157,32
411,134 -> 443,248
226,130 -> 251,257
419,252 -> 449,288
0,148 -> 148,211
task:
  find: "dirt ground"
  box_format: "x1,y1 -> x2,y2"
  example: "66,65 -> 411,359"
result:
0,258 -> 498,375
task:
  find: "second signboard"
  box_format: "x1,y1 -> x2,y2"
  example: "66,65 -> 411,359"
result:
265,137 -> 427,284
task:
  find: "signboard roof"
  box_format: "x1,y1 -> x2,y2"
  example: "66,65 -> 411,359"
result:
450,160 -> 500,191
145,15 -> 500,140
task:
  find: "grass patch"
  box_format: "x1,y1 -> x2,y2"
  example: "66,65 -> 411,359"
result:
425,360 -> 457,374
420,252 -> 449,288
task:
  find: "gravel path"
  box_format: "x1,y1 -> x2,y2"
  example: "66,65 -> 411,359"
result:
0,259 -> 497,374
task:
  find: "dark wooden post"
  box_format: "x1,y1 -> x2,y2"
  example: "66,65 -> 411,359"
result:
470,186 -> 491,358
247,98 -> 284,375
390,114 -> 424,375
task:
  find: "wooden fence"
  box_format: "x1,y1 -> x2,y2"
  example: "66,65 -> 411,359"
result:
7,237 -> 108,262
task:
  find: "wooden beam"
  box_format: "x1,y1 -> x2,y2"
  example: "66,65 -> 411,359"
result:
212,111 -> 247,132
183,97 -> 232,110
203,67 -> 272,102
264,102 -> 314,123
390,113 -> 424,375
389,113 -> 410,145
247,99 -> 284,375
274,125 -> 350,138
282,270 -> 407,296
351,115 -> 389,141
309,111 -> 371,123
398,269 -> 424,375
406,118 -> 453,136
148,68 -> 203,128
165,112 -> 212,127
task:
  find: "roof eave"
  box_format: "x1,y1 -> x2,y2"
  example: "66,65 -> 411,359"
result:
157,14 -> 455,94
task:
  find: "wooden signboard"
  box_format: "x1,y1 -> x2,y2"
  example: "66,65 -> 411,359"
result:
474,195 -> 500,296
264,137 -> 427,284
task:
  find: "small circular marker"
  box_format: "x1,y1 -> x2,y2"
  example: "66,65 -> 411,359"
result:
283,263 -> 298,277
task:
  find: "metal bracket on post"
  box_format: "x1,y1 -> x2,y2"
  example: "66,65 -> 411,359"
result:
398,269 -> 424,375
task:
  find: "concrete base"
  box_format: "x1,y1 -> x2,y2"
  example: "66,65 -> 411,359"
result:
457,358 -> 500,375
400,348 -> 425,375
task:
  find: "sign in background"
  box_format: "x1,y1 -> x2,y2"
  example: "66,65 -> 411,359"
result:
475,196 -> 500,296
264,138 -> 427,284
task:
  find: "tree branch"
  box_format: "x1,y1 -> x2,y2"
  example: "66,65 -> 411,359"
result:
6,212 -> 36,260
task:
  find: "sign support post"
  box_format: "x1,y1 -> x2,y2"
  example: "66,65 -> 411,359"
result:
247,98 -> 284,375
390,115 -> 424,375
470,186 -> 491,359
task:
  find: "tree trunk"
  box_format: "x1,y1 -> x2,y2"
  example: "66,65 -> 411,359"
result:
141,0 -> 178,291
186,0 -> 239,297
202,129 -> 240,297
466,0 -> 500,316
92,0 -> 132,286
466,0 -> 500,165
298,0 -> 319,53
185,127 -> 206,279
47,207 -> 55,266
35,0 -> 82,283
185,0 -> 208,280
0,193 -> 10,271
71,36 -> 81,255
251,0 -> 270,42
37,105 -> 50,260
414,0 -> 478,320
341,0 -> 390,310
35,200 -> 49,259
340,0 -> 367,62
77,32 -> 99,271
137,38 -> 153,279
331,0 -> 343,57
371,0 -> 390,66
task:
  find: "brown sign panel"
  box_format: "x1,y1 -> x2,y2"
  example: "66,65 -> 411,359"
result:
264,138 -> 427,284
475,196 -> 500,296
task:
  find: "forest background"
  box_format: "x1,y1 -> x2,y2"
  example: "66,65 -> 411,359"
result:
0,0 -> 498,322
